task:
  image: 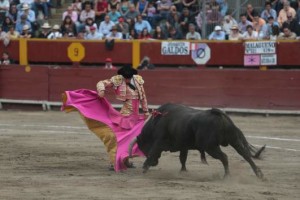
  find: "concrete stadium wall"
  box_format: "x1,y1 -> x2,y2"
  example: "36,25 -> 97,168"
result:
1,66 -> 300,110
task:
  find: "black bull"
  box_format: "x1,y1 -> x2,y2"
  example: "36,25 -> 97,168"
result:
129,103 -> 265,179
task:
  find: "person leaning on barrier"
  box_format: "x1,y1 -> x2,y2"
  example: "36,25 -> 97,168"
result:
208,25 -> 226,40
186,23 -> 201,40
278,26 -> 297,40
228,25 -> 242,41
242,25 -> 258,40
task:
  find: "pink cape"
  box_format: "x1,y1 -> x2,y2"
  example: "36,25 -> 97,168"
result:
61,89 -> 145,171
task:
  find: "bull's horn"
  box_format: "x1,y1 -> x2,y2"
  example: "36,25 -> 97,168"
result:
128,137 -> 137,158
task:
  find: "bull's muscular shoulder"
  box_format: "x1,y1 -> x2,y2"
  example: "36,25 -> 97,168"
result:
110,75 -> 123,86
133,75 -> 144,85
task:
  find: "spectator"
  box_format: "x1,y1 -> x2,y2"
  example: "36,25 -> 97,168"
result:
128,28 -> 137,39
98,14 -> 114,38
278,1 -> 296,27
0,0 -> 9,24
47,25 -> 63,39
0,52 -> 11,65
115,16 -> 129,39
108,5 -> 121,23
94,0 -> 108,24
173,0 -> 183,13
246,3 -> 259,22
242,24 -> 258,40
6,25 -> 19,39
0,25 -> 6,39
252,13 -> 266,33
167,26 -> 183,39
80,1 -> 95,22
119,0 -> 129,17
85,17 -> 97,33
2,16 -> 13,32
19,24 -> 32,38
228,25 -> 242,40
18,0 -> 35,11
216,0 -> 228,16
108,0 -> 119,12
260,16 -> 279,39
134,14 -> 151,35
186,23 -> 201,40
104,57 -> 116,69
17,3 -> 35,23
34,0 -> 50,20
138,56 -> 155,70
71,0 -> 82,15
238,13 -> 252,34
85,25 -> 103,39
209,25 -> 225,40
282,12 -> 300,36
152,25 -> 167,39
38,22 -> 51,38
62,6 -> 78,23
138,27 -> 151,39
106,25 -> 122,39
261,2 -> 277,22
278,26 -> 297,39
125,4 -> 139,23
222,15 -> 237,38
156,0 -> 173,23
15,14 -> 31,34
61,15 -> 77,37
6,3 -> 18,24
270,24 -> 280,40
136,0 -> 148,17
166,5 -> 180,29
182,0 -> 196,12
179,7 -> 195,36
76,30 -> 85,39
146,0 -> 156,26
206,4 -> 223,36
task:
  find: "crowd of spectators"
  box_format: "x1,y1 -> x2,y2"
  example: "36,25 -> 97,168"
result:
1,0 -> 300,41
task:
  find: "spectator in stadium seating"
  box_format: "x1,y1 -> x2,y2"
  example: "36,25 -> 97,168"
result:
0,25 -> 6,39
261,2 -> 277,21
238,13 -> 253,34
206,4 -> 223,35
278,26 -> 297,39
104,57 -> 116,69
108,5 -> 121,23
85,17 -> 97,33
134,14 -> 151,35
18,0 -> 35,12
186,23 -> 201,40
228,25 -> 242,40
246,3 -> 259,22
6,3 -> 18,24
34,0 -> 50,20
119,0 -> 129,17
85,25 -> 103,39
136,0 -> 148,17
62,6 -> 78,23
115,16 -> 129,39
0,51 -> 11,65
252,13 -> 266,33
125,4 -> 139,23
17,4 -> 35,23
155,0 -> 173,25
216,0 -> 228,16
278,1 -> 296,26
138,27 -> 152,39
98,14 -> 114,38
61,15 -> 77,37
71,0 -> 82,15
282,12 -> 300,35
270,24 -> 280,40
152,25 -> 167,39
182,0 -> 196,12
15,14 -> 31,34
80,1 -> 95,22
179,7 -> 195,36
108,0 -> 119,12
146,1 -> 156,27
128,28 -> 137,39
260,16 -> 279,39
208,25 -> 225,40
242,24 -> 258,40
77,30 -> 85,39
0,0 -> 9,24
166,5 -> 180,29
94,0 -> 108,24
2,16 -> 13,32
167,26 -> 183,39
6,25 -> 19,39
19,24 -> 32,38
222,15 -> 237,39
173,0 -> 183,13
47,24 -> 62,39
38,22 -> 51,38
106,25 -> 122,39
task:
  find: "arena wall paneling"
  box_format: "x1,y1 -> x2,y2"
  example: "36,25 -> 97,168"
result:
0,40 -> 20,63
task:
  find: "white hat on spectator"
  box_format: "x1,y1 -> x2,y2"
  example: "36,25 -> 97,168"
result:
22,4 -> 30,10
41,22 -> 51,29
214,26 -> 222,31
23,25 -> 30,31
52,25 -> 60,30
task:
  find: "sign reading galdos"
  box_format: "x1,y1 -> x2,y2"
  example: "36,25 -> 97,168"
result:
161,42 -> 190,55
244,41 -> 277,66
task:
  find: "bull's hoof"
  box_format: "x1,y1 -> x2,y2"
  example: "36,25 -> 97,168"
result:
256,169 -> 264,180
143,165 -> 149,173
180,167 -> 187,172
201,158 -> 208,165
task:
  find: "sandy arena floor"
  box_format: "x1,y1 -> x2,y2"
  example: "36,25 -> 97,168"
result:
0,110 -> 299,200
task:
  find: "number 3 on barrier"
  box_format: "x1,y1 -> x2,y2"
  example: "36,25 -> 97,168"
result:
68,43 -> 85,62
